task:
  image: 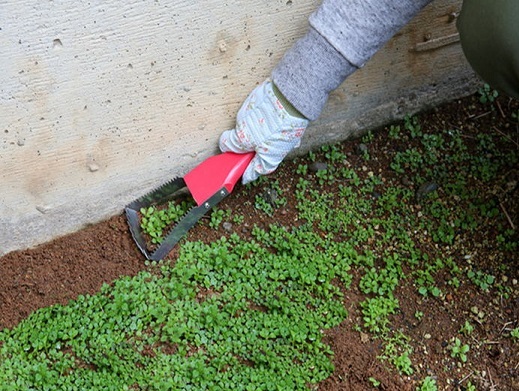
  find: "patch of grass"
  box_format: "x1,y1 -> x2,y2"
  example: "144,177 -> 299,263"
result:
467,270 -> 495,292
379,332 -> 414,376
360,296 -> 399,334
254,180 -> 287,216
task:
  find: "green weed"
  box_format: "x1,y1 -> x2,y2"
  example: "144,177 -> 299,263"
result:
417,376 -> 438,391
360,296 -> 399,334
449,338 -> 470,363
0,228 -> 349,389
467,270 -> 495,291
459,321 -> 474,336
140,200 -> 194,243
209,208 -> 231,229
478,83 -> 499,104
369,377 -> 381,387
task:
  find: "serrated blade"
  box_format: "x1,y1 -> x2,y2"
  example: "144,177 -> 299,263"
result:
125,177 -> 187,259
125,152 -> 254,260
126,177 -> 187,210
150,187 -> 229,260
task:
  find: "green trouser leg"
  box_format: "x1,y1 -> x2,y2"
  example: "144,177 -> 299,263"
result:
457,0 -> 519,99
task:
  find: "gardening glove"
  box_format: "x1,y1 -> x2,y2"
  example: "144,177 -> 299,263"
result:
219,79 -> 309,184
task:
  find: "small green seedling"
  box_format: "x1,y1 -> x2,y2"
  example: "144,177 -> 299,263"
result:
449,338 -> 470,363
478,83 -> 499,104
388,124 -> 401,139
467,270 -> 495,291
393,351 -> 414,375
209,208 -> 231,229
511,328 -> 519,341
459,320 -> 474,336
418,376 -> 438,391
465,381 -> 477,391
368,377 -> 381,387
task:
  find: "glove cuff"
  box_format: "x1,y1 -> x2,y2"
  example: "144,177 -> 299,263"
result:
272,82 -> 307,119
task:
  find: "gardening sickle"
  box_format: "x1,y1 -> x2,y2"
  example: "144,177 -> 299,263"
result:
125,152 -> 254,261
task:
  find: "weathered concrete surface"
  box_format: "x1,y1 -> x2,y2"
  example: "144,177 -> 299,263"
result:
1,0 -> 478,256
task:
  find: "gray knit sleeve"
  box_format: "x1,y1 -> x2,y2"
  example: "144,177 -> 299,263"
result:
272,0 -> 434,120
310,0 -> 434,67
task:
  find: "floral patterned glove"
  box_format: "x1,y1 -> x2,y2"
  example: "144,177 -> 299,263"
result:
219,79 -> 309,184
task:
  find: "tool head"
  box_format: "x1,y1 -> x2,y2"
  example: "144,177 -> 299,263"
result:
125,152 -> 255,260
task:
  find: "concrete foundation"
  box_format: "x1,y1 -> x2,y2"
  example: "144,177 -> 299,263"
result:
0,0 -> 479,256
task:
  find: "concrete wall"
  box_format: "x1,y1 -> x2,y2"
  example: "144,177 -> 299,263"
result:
1,0 -> 478,256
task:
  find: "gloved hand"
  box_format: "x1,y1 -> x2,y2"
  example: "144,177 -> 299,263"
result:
219,79 -> 309,184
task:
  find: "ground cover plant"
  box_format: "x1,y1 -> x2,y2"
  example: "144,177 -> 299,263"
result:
0,92 -> 517,390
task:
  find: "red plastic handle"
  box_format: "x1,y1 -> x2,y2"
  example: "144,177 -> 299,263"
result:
184,152 -> 255,205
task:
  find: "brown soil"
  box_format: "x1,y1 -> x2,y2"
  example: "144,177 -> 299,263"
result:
1,93 -> 518,390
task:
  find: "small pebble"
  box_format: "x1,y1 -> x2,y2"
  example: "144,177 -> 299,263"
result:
416,182 -> 438,200
261,188 -> 278,207
222,222 -> 233,232
309,162 -> 328,173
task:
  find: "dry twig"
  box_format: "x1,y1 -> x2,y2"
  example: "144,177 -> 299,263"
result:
459,371 -> 474,385
499,202 -> 516,230
469,111 -> 491,120
492,126 -> 519,148
496,100 -> 506,119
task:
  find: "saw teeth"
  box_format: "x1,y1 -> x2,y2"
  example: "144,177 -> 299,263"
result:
126,184 -> 230,261
125,152 -> 252,260
127,177 -> 186,210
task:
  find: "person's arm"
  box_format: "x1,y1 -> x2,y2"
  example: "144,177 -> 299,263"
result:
275,0 -> 435,121
221,0 -> 434,183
